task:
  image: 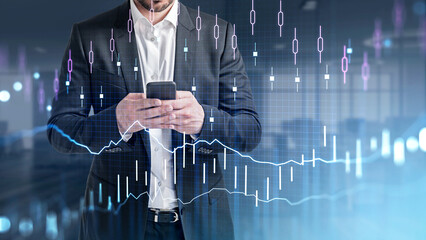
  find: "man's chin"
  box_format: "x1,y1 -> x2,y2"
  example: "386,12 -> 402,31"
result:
153,5 -> 171,12
138,0 -> 173,12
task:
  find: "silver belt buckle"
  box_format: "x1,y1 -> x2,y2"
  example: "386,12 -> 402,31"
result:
171,211 -> 179,223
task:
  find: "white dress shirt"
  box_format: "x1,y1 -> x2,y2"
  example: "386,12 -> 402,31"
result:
126,0 -> 179,209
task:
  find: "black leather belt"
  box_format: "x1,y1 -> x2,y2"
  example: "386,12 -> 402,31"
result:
148,208 -> 179,223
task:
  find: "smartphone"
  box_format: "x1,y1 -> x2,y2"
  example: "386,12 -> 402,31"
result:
146,81 -> 176,100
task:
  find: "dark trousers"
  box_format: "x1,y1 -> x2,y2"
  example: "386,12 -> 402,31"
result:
144,219 -> 185,240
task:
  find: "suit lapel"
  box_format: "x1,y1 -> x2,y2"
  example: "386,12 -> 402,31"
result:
172,3 -> 196,153
114,1 -> 150,159
114,1 -> 143,94
173,3 -> 196,93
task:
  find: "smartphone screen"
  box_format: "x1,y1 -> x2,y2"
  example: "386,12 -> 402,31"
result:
146,81 -> 176,100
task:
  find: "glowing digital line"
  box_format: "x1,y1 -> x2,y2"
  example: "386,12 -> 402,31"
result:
90,184 -> 367,215
4,115 -> 425,169
45,121 -> 386,167
105,170 -> 426,214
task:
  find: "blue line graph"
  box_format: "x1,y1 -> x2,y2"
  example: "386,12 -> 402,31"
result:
81,167 -> 426,214
50,122 -> 371,166
91,184 -> 368,215
1,116 -> 425,215
1,114 -> 425,168
80,173 -> 426,215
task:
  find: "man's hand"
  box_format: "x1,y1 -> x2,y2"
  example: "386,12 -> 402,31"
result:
116,93 -> 175,134
163,91 -> 205,135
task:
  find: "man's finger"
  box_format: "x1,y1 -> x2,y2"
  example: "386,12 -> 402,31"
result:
138,105 -> 173,119
176,91 -> 193,99
144,114 -> 175,128
155,124 -> 175,129
169,108 -> 192,119
130,98 -> 162,110
126,93 -> 146,99
162,98 -> 191,110
165,118 -> 197,126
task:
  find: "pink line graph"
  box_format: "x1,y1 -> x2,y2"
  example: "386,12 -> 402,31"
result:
341,45 -> 348,84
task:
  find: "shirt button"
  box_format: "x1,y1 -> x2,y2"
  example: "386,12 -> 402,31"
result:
154,146 -> 159,152
158,182 -> 162,186
150,36 -> 157,42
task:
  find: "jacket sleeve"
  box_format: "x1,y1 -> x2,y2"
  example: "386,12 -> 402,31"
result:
47,24 -> 134,154
196,23 -> 262,153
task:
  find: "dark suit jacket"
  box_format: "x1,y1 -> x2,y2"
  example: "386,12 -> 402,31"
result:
47,1 -> 261,239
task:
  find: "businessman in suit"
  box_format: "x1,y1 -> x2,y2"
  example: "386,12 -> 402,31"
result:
48,0 -> 261,239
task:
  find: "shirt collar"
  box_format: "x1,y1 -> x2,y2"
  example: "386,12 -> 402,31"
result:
130,0 -> 178,28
